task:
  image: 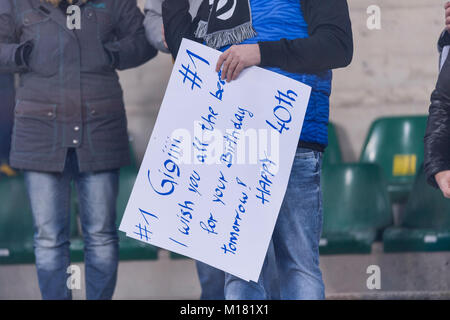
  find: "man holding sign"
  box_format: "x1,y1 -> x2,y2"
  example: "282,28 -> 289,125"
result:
162,0 -> 353,299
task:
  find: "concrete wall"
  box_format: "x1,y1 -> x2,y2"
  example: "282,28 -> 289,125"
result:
330,0 -> 446,160
122,0 -> 448,162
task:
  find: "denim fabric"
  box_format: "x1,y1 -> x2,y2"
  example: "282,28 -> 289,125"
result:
197,241 -> 280,300
24,149 -> 119,300
0,73 -> 15,161
196,261 -> 225,300
224,148 -> 324,300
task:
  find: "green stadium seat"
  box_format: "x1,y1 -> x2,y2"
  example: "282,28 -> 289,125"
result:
323,122 -> 342,168
383,167 -> 450,252
359,115 -> 428,203
170,252 -> 190,260
0,174 -> 35,264
320,164 -> 392,254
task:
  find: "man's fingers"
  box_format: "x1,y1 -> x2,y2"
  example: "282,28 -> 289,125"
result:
215,45 -> 259,81
221,54 -> 234,81
216,50 -> 231,73
232,63 -> 245,81
445,1 -> 450,9
436,171 -> 450,198
227,58 -> 239,82
437,182 -> 450,198
441,185 -> 450,198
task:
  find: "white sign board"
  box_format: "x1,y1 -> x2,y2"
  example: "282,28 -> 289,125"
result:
119,39 -> 311,282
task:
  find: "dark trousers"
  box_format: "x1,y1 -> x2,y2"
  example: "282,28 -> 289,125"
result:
0,74 -> 15,161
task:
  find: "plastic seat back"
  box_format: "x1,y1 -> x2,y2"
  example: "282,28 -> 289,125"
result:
323,122 -> 342,168
359,116 -> 427,201
402,167 -> 450,230
322,163 -> 392,233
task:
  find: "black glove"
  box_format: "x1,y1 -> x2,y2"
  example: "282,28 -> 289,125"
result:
15,41 -> 33,67
104,48 -> 120,69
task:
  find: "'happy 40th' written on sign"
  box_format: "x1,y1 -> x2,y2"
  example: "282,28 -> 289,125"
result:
119,39 -> 311,281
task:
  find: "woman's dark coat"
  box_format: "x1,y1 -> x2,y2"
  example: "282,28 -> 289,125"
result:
0,0 -> 157,172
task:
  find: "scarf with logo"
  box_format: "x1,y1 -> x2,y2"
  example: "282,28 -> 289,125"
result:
195,0 -> 257,49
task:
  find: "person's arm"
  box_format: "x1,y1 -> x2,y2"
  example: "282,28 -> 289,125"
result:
162,0 -> 204,60
104,0 -> 157,71
144,0 -> 170,53
424,52 -> 450,195
0,0 -> 32,73
424,90 -> 450,196
216,0 -> 353,82
424,5 -> 450,197
258,0 -> 353,74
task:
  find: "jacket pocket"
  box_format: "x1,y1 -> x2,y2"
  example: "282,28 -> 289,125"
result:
12,100 -> 57,154
86,99 -> 129,155
293,149 -> 322,178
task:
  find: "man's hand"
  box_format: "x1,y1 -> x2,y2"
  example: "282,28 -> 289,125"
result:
435,170 -> 450,198
215,44 -> 261,82
446,2 -> 450,32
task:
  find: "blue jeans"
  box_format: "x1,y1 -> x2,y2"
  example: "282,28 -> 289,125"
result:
224,148 -> 324,300
196,261 -> 225,300
24,149 -> 119,300
0,74 -> 15,161
196,240 -> 280,300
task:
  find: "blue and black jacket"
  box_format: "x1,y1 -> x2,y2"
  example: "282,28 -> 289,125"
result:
163,0 -> 353,151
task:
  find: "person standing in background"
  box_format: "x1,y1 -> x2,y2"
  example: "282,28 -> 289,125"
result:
0,73 -> 16,176
144,0 -> 202,53
424,2 -> 450,197
0,0 -> 156,299
163,0 -> 353,300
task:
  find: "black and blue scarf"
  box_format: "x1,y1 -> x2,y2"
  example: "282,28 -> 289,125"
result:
195,0 -> 257,49
58,0 -> 88,12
